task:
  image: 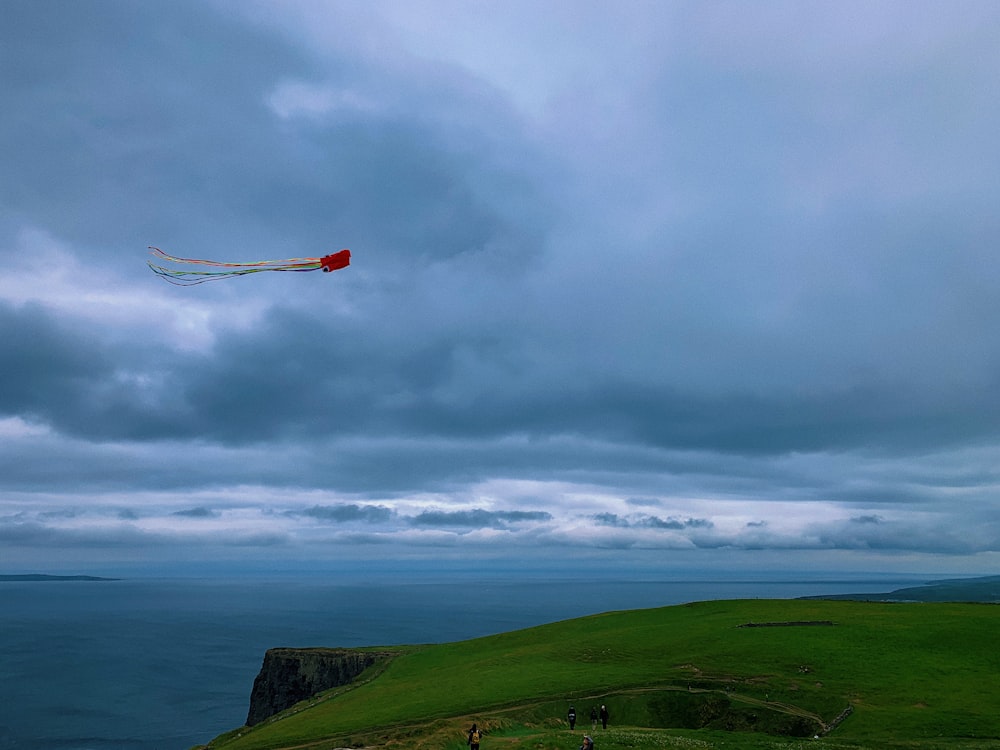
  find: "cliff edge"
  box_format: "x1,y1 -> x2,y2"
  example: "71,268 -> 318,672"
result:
246,647 -> 397,726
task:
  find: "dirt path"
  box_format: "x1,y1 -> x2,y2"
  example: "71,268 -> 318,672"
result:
221,681 -> 836,750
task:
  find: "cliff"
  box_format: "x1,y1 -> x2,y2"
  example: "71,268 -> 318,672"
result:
246,647 -> 397,726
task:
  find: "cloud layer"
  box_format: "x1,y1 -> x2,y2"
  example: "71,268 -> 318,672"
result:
3,0 -> 1000,575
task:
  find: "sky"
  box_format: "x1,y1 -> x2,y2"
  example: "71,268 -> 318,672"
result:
2,0 -> 1000,579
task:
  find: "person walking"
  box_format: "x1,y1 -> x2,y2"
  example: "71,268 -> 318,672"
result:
567,705 -> 577,730
467,723 -> 483,750
590,706 -> 598,730
599,704 -> 609,729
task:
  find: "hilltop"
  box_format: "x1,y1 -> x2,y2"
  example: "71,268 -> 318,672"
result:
197,598 -> 999,750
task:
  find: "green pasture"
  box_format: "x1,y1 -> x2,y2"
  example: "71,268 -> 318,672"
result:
197,599 -> 999,750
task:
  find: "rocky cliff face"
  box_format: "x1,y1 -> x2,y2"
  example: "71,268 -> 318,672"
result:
246,647 -> 396,726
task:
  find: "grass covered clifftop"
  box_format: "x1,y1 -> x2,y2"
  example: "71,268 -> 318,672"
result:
198,599 -> 999,750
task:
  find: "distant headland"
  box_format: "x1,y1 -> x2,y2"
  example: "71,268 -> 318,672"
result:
0,574 -> 120,582
799,574 -> 999,603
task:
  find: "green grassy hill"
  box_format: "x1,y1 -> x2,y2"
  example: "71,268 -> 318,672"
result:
197,599 -> 999,750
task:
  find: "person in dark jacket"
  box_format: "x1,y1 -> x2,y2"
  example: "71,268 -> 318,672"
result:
567,705 -> 577,729
467,723 -> 483,750
599,704 -> 609,729
590,706 -> 598,730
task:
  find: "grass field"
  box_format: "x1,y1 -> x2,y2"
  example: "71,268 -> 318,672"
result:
195,599 -> 999,750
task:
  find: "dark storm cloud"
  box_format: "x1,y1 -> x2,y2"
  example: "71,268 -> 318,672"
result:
0,518 -> 151,548
3,1 -> 1000,572
1,1 -> 302,249
0,0 -> 545,273
0,300 -> 197,443
172,507 -> 217,518
592,513 -> 713,530
643,516 -> 713,531
850,515 -> 883,525
0,513 -> 291,552
0,0 -> 554,454
810,516 -> 994,555
8,290 -> 1000,466
410,509 -> 552,529
0,302 -> 109,417
0,520 -> 57,545
1,0 -> 993,460
295,504 -> 395,524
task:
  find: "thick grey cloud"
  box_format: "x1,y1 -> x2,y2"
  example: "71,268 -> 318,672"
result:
2,0 -> 1000,575
410,509 -> 552,529
592,513 -> 712,531
296,504 -> 395,524
173,507 -> 218,518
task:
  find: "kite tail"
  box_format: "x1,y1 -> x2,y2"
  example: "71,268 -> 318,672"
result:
147,247 -> 350,285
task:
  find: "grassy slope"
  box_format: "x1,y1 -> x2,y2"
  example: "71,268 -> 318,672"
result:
199,599 -> 999,750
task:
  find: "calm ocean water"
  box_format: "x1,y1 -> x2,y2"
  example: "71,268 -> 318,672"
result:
0,574 -> 927,750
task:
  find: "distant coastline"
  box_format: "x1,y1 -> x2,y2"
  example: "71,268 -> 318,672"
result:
799,574 -> 999,603
0,574 -> 120,582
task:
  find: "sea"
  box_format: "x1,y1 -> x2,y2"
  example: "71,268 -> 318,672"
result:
0,573 -> 933,750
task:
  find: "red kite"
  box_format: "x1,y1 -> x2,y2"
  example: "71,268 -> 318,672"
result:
148,247 -> 350,285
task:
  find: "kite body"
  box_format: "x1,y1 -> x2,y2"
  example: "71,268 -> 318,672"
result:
148,247 -> 350,285
320,249 -> 351,272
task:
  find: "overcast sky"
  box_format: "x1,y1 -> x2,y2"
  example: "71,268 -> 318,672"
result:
3,0 -> 999,578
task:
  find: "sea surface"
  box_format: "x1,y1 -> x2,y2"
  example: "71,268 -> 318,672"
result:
0,574 -> 930,750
